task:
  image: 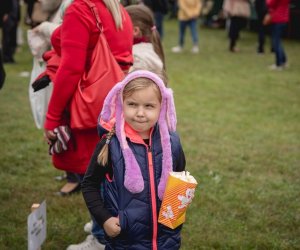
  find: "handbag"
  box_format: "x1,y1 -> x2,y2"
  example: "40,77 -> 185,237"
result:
70,0 -> 125,129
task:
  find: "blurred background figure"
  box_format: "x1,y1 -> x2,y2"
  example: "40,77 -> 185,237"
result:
171,0 -> 202,54
0,48 -> 6,90
223,0 -> 251,52
1,0 -> 21,63
201,0 -> 226,28
255,0 -> 268,54
266,0 -> 290,70
126,4 -> 166,71
24,0 -> 36,26
168,0 -> 178,19
143,0 -> 169,39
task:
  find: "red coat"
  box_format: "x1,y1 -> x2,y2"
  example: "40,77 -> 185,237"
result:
267,0 -> 290,23
45,0 -> 133,174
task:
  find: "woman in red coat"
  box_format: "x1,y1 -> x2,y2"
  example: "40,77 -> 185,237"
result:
44,0 -> 133,194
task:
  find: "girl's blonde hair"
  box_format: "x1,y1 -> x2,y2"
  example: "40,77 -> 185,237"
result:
123,77 -> 162,102
97,70 -> 166,166
125,4 -> 166,68
103,0 -> 123,29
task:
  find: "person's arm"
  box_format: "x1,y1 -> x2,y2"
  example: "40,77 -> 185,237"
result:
171,133 -> 186,172
44,3 -> 91,130
82,139 -> 122,237
81,140 -> 113,226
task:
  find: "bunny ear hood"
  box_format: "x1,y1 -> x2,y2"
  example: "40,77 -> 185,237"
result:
100,70 -> 177,200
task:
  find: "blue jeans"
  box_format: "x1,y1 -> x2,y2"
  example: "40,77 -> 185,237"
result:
179,18 -> 199,47
271,23 -> 287,66
92,218 -> 106,244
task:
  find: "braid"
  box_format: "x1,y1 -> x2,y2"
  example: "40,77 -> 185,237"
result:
97,126 -> 115,166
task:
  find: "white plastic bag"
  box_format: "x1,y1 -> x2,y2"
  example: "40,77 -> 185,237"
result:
29,58 -> 53,129
27,29 -> 49,60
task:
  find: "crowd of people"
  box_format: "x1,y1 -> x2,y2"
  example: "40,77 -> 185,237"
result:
1,0 -> 291,249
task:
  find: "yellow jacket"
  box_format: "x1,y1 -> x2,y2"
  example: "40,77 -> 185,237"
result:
178,0 -> 202,21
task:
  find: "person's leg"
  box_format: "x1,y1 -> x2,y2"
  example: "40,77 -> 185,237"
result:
190,18 -> 199,45
271,23 -> 283,66
228,17 -> 238,51
58,172 -> 82,195
179,20 -> 187,47
189,18 -> 199,53
276,23 -> 287,66
257,18 -> 265,53
0,48 -> 6,89
154,11 -> 164,39
10,23 -> 18,59
91,218 -> 106,245
2,21 -> 13,62
172,20 -> 186,52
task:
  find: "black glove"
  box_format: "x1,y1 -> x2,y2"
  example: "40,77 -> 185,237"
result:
32,75 -> 51,92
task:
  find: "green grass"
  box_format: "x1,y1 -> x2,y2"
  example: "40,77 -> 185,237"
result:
0,19 -> 299,249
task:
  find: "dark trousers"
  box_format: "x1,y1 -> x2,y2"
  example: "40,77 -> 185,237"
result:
228,16 -> 247,50
257,17 -> 266,52
154,11 -> 165,39
66,171 -> 83,183
271,23 -> 287,66
0,48 -> 6,89
2,20 -> 18,62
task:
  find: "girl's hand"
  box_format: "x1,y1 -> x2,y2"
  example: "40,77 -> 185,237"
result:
103,217 -> 121,238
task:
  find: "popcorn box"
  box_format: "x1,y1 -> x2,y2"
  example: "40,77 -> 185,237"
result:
158,171 -> 198,229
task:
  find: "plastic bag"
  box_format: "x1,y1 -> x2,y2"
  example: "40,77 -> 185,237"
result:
27,29 -> 49,60
29,58 -> 53,129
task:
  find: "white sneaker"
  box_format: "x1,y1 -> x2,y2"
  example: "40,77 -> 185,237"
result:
268,64 -> 283,71
171,46 -> 183,53
84,221 -> 93,234
191,46 -> 199,54
66,235 -> 105,250
282,62 -> 289,69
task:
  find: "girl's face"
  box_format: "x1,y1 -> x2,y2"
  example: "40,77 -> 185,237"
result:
123,86 -> 161,139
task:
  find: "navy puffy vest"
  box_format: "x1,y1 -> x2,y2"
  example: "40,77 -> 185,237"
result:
103,126 -> 184,250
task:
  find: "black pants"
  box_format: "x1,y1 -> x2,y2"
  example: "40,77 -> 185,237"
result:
2,19 -> 18,62
0,48 -> 6,89
228,16 -> 247,50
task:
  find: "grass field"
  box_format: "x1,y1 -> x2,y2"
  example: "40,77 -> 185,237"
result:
0,18 -> 299,249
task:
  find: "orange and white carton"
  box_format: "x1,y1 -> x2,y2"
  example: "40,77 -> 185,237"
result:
158,171 -> 198,229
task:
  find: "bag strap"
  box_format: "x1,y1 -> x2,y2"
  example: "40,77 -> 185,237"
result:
82,0 -> 103,32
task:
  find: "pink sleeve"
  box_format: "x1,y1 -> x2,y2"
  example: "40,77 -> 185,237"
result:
45,5 -> 91,129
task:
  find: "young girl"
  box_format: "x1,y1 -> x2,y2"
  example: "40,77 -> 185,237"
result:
125,4 -> 166,71
82,69 -> 186,249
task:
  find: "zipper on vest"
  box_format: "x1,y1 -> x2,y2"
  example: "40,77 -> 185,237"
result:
147,145 -> 158,250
